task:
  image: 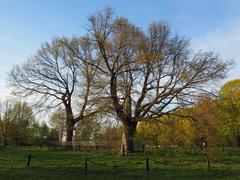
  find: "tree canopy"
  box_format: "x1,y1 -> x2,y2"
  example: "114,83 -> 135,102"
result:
8,7 -> 231,152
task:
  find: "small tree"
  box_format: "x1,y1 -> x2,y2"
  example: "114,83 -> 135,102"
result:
49,107 -> 66,143
0,100 -> 17,148
0,100 -> 35,147
9,101 -> 35,146
75,116 -> 101,142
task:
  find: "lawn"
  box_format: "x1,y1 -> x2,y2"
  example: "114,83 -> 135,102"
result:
1,147 -> 240,179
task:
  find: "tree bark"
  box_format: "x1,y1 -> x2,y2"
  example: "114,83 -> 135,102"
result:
64,103 -> 75,150
122,121 -> 138,153
65,119 -> 74,150
236,135 -> 240,147
66,119 -> 74,142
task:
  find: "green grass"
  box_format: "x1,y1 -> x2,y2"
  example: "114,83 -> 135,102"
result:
1,147 -> 240,179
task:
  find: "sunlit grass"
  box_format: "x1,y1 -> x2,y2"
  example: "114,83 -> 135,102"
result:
0,147 -> 240,179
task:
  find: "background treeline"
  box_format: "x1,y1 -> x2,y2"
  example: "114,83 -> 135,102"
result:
136,79 -> 240,148
0,100 -> 122,148
0,79 -> 239,149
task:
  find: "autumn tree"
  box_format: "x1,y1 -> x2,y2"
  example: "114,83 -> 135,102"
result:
136,121 -> 161,147
136,97 -> 222,149
178,97 -> 221,149
99,121 -> 123,148
219,80 -> 240,147
0,100 -> 35,147
73,8 -> 229,153
9,38 -> 98,145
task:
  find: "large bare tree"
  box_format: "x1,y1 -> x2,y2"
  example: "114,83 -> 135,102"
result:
8,8 -> 230,153
9,38 -> 98,144
75,8 -> 230,153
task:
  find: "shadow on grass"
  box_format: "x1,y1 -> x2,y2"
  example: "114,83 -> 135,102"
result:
1,165 -> 240,180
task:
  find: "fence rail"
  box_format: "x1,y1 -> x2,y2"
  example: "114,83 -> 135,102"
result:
0,151 -> 239,173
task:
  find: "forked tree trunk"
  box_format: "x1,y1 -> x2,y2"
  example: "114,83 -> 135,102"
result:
122,121 -> 138,153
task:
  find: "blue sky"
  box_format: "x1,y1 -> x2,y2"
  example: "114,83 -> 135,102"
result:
1,0 -> 240,99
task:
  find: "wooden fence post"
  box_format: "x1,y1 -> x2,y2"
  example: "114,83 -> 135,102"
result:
122,145 -> 125,156
27,153 -> 32,168
84,158 -> 88,174
205,154 -> 211,172
146,157 -> 150,171
142,144 -> 145,153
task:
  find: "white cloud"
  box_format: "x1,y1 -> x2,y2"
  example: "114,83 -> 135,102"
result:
191,19 -> 240,82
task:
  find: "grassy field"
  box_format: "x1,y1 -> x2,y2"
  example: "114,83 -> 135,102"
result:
1,147 -> 240,179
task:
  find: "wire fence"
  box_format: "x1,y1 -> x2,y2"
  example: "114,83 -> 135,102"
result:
0,150 -> 240,173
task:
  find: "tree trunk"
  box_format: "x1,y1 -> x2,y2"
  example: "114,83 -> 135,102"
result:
236,135 -> 240,147
65,119 -> 74,150
64,103 -> 75,150
66,120 -> 74,141
59,133 -> 63,144
122,121 -> 138,153
3,138 -> 7,149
